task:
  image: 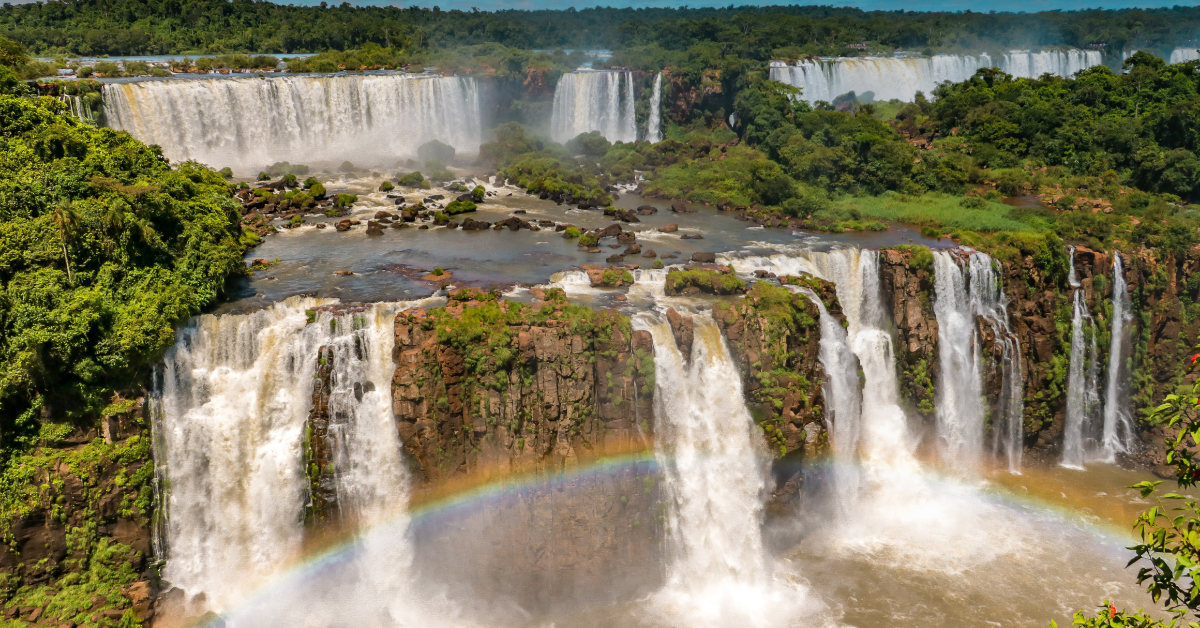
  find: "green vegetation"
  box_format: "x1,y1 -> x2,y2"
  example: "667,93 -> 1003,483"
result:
418,140 -> 455,165
563,227 -> 581,239
444,200 -> 477,215
334,193 -> 358,208
664,268 -> 747,296
379,181 -> 394,192
1071,351 -> 1200,626
2,0 -> 1198,62
397,171 -> 424,187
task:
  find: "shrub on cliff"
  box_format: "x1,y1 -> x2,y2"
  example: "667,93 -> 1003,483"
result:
445,200 -> 476,215
664,268 -> 747,296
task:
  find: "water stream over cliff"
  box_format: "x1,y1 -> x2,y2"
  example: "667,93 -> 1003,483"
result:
1101,252 -> 1136,460
104,74 -> 482,173
550,70 -> 638,144
1062,246 -> 1102,469
932,251 -> 1025,473
153,296 -> 457,624
636,311 -> 812,627
646,73 -> 663,144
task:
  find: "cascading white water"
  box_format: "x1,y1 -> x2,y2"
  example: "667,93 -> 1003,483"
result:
968,253 -> 1025,472
550,70 -> 637,144
931,250 -> 1026,473
1101,252 -> 1135,460
153,296 -> 446,621
646,73 -> 663,143
769,55 -> 991,104
932,252 -> 987,472
770,50 -> 1102,104
1061,247 -> 1101,469
1170,48 -> 1200,64
104,75 -> 482,173
798,287 -> 862,518
999,50 -> 1103,78
635,310 -> 812,627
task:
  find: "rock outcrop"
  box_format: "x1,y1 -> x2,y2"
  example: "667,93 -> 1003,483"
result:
389,289 -> 655,487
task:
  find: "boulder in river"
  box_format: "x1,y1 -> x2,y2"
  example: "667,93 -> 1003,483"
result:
691,252 -> 717,263
623,243 -> 642,255
335,219 -> 352,232
636,205 -> 657,215
658,224 -> 678,233
366,220 -> 384,236
641,249 -> 657,258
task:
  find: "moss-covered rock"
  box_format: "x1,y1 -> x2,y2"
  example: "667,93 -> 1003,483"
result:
664,267 -> 747,296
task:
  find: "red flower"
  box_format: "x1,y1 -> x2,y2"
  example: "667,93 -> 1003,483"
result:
1109,605 -> 1117,617
1193,354 -> 1199,364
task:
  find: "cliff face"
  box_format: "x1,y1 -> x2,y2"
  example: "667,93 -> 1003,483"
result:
388,289 -> 655,487
879,248 -> 940,420
0,401 -> 157,626
382,288 -> 662,611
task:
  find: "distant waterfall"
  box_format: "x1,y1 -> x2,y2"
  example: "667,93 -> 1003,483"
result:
999,50 -> 1103,78
770,50 -> 1103,104
1062,247 -> 1102,469
550,70 -> 637,144
104,75 -> 482,173
799,287 -> 862,517
932,251 -> 1024,473
636,311 -> 808,626
154,297 -> 442,620
1101,252 -> 1135,460
1171,48 -> 1200,64
770,55 -> 991,104
646,73 -> 663,143
59,95 -> 96,124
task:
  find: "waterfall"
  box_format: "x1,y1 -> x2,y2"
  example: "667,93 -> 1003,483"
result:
1101,252 -> 1135,460
770,55 -> 991,104
153,297 -> 438,619
646,73 -> 663,143
770,50 -> 1102,104
932,252 -> 988,472
968,253 -> 1025,472
550,70 -> 637,145
798,287 -> 862,518
59,94 -> 96,124
931,251 -> 1025,473
635,310 -> 811,626
1061,247 -> 1101,469
103,74 -> 482,173
1171,48 -> 1200,64
998,50 -> 1103,78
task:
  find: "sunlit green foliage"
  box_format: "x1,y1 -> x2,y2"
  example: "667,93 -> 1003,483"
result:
0,94 -> 245,444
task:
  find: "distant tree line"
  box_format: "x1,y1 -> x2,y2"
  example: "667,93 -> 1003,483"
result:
0,0 -> 1198,60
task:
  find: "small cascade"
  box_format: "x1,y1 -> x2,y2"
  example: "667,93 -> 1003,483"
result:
59,94 -> 97,124
550,70 -> 638,144
1170,48 -> 1200,64
103,74 -> 482,172
799,287 -> 862,518
153,297 -> 439,619
646,73 -> 663,143
999,49 -> 1103,78
932,252 -> 988,472
932,251 -> 1025,473
1061,247 -> 1102,469
1101,252 -> 1136,460
968,253 -> 1025,472
635,310 -> 810,626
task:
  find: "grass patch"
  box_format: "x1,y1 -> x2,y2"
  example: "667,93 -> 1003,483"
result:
834,192 -> 1039,233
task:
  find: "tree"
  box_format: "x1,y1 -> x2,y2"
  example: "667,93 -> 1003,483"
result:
50,200 -> 78,285
1067,349 -> 1200,626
